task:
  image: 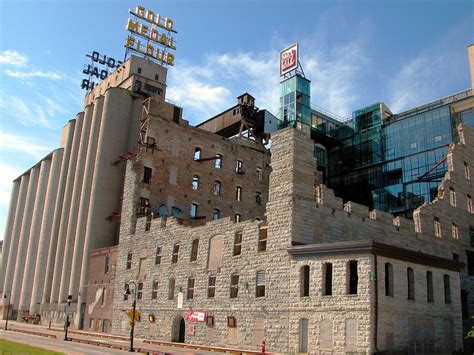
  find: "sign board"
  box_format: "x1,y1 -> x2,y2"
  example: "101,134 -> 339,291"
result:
81,51 -> 123,91
280,43 -> 298,76
65,305 -> 75,316
125,5 -> 177,66
186,325 -> 195,335
127,309 -> 140,322
185,311 -> 206,322
177,292 -> 183,310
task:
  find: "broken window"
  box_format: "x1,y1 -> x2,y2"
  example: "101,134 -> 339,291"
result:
233,232 -> 242,256
151,280 -> 158,299
256,167 -> 263,181
194,147 -> 201,161
407,267 -> 415,300
168,278 -> 175,300
235,160 -> 244,174
208,275 -> 216,298
234,213 -> 241,223
444,275 -> 451,304
256,271 -> 265,297
214,181 -> 221,195
190,203 -> 198,218
172,244 -> 179,263
452,223 -> 459,240
143,166 -> 152,184
235,186 -> 242,201
258,228 -> 267,252
212,209 -> 220,220
187,278 -> 195,300
300,265 -> 310,297
348,260 -> 358,295
192,175 -> 200,190
137,282 -> 143,300
230,274 -> 239,298
138,197 -> 150,215
426,271 -> 434,302
434,217 -> 441,238
126,252 -> 132,270
385,263 -> 393,297
215,154 -> 222,169
190,239 -> 199,262
449,187 -> 456,207
155,246 -> 162,265
256,192 -> 262,206
123,283 -> 129,300
323,263 -> 333,296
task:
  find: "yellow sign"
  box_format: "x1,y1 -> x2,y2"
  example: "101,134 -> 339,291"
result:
125,5 -> 176,66
127,309 -> 140,322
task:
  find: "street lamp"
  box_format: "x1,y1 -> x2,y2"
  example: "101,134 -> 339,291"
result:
124,281 -> 137,352
64,295 -> 73,341
3,292 -> 11,331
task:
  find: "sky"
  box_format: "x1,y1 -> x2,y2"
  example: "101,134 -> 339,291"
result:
0,0 -> 473,236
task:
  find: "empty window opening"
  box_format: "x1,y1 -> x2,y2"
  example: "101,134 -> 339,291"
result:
323,263 -> 333,296
215,154 -> 222,169
214,181 -> 221,195
143,166 -> 152,184
258,228 -> 267,252
190,239 -> 199,262
385,263 -> 393,297
172,244 -> 180,263
407,267 -> 415,300
155,74 -> 159,81
300,265 -> 310,297
234,213 -> 241,223
452,223 -> 459,240
230,274 -> 239,298
256,271 -> 265,297
187,278 -> 195,300
235,186 -> 242,201
104,255 -> 110,273
235,160 -> 244,173
468,195 -> 473,213
137,282 -> 143,300
434,217 -> 441,238
212,209 -> 220,220
465,162 -> 471,180
348,260 -> 358,295
155,246 -> 162,265
256,192 -> 262,206
233,232 -> 242,256
194,147 -> 201,160
151,280 -> 158,299
426,271 -> 434,302
208,275 -> 216,298
449,187 -> 456,207
192,175 -> 200,190
138,197 -> 150,215
190,203 -> 198,218
123,283 -> 129,300
126,252 -> 132,270
444,274 -> 451,304
168,278 -> 175,300
137,67 -> 142,74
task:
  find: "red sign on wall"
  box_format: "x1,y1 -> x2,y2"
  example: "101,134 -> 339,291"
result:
187,325 -> 195,335
185,311 -> 206,322
280,43 -> 298,76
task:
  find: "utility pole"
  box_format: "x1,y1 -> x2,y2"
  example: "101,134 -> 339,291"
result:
124,281 -> 137,352
3,292 -> 11,330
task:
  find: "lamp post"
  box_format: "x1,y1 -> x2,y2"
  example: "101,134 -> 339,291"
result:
64,295 -> 73,341
124,281 -> 137,352
3,292 -> 11,330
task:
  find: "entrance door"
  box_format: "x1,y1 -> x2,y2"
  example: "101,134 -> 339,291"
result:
171,315 -> 185,343
179,318 -> 185,343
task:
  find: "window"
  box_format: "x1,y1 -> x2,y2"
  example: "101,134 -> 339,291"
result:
123,283 -> 129,300
470,226 -> 474,247
190,239 -> 199,262
192,175 -> 200,190
468,251 -> 474,275
256,192 -> 262,206
168,278 -> 175,300
468,195 -> 473,213
323,263 -> 333,296
190,203 -> 198,218
444,275 -> 451,304
208,275 -> 216,298
155,246 -> 162,265
215,154 -> 222,169
212,209 -> 220,220
300,265 -> 310,297
104,255 -> 110,273
187,278 -> 195,300
407,267 -> 415,300
434,217 -> 441,238
256,271 -> 265,297
137,67 -> 142,74
233,232 -> 242,256
208,235 -> 224,269
172,244 -> 179,263
426,271 -> 434,302
452,223 -> 459,240
256,167 -> 263,181
138,197 -> 150,215
193,147 -> 201,161
101,288 -> 107,306
214,181 -> 221,195
155,74 -> 159,81
414,211 -> 422,233
143,166 -> 152,184
449,187 -> 456,207
151,280 -> 158,299
453,253 -> 460,262
137,282 -> 143,300
348,261 -> 358,295
235,186 -> 242,201
235,160 -> 243,173
385,263 -> 393,297
126,252 -> 132,269
465,162 -> 471,180
234,213 -> 241,223
230,274 -> 239,298
258,228 -> 267,252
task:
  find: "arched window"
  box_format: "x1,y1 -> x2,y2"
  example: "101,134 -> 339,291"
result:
193,147 -> 201,160
407,267 -> 415,300
215,154 -> 222,169
190,239 -> 199,262
300,265 -> 310,297
235,186 -> 242,201
192,175 -> 200,190
212,209 -> 220,220
234,213 -> 241,223
385,263 -> 393,297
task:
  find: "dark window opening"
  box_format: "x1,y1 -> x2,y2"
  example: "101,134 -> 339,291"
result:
256,271 -> 265,297
143,167 -> 152,184
323,263 -> 333,296
190,239 -> 199,262
426,271 -> 434,302
385,263 -> 393,297
235,160 -> 244,174
151,280 -> 158,299
104,255 -> 110,273
208,276 -> 216,298
137,67 -> 142,74
187,278 -> 195,300
155,246 -> 162,265
258,228 -> 267,252
168,278 -> 175,300
444,274 -> 451,304
348,260 -> 358,295
126,252 -> 132,270
194,148 -> 201,161
212,209 -> 220,220
137,282 -> 143,300
407,267 -> 415,300
172,244 -> 179,263
470,226 -> 474,247
300,265 -> 310,297
256,192 -> 262,206
230,274 -> 239,298
233,232 -> 242,256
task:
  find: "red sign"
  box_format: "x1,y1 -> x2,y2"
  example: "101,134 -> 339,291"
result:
185,311 -> 206,322
186,325 -> 195,335
280,43 -> 298,76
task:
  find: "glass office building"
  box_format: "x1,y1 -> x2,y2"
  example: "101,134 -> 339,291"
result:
279,73 -> 474,216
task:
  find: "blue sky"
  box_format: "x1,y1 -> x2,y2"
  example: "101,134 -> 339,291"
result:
0,0 -> 473,236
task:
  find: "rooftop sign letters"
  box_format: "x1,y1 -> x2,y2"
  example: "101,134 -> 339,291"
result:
125,5 -> 177,66
81,51 -> 123,91
280,43 -> 298,76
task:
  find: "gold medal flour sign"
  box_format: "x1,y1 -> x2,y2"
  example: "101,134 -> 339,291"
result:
125,5 -> 176,66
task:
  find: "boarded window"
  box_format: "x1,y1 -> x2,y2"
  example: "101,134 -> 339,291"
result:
208,235 -> 224,269
300,265 -> 310,297
172,244 -> 179,263
444,274 -> 451,304
187,278 -> 195,300
385,263 -> 393,297
256,271 -> 265,297
426,271 -> 434,302
320,319 -> 333,349
230,274 -> 239,298
126,252 -> 132,270
348,260 -> 358,295
345,318 -> 358,351
299,318 -> 308,352
323,263 -> 333,296
151,280 -> 158,299
193,147 -> 201,160
155,246 -> 162,265
215,154 -> 222,169
208,275 -> 216,298
143,166 -> 152,184
407,267 -> 415,300
190,239 -> 199,262
258,228 -> 267,252
233,232 -> 242,256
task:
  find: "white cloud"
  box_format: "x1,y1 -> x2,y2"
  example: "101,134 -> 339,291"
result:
0,50 -> 27,66
5,69 -> 62,80
0,132 -> 52,158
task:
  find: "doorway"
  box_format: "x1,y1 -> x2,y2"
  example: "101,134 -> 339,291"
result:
171,314 -> 185,343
